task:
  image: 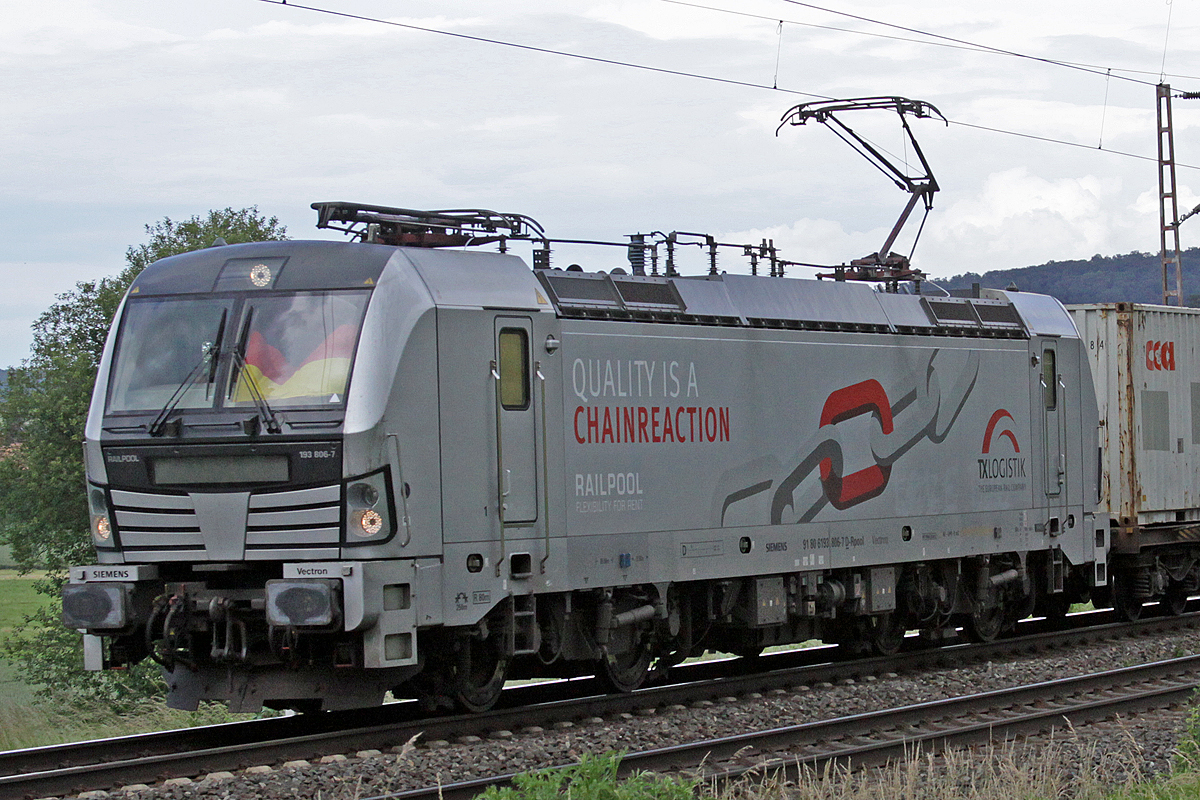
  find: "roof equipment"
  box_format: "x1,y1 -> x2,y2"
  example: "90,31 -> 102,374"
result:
778,96 -> 946,287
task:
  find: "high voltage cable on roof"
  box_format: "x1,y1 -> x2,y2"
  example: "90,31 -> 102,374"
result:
254,0 -> 1200,171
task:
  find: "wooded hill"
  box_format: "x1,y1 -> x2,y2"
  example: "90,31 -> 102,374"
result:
936,248 -> 1200,306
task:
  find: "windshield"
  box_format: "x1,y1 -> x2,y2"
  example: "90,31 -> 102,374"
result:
107,298 -> 232,413
228,292 -> 370,407
106,291 -> 370,415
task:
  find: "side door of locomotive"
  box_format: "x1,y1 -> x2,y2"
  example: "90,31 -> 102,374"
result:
1040,340 -> 1069,529
493,316 -> 539,524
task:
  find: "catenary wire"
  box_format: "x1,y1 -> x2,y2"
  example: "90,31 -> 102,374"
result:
253,0 -> 830,100
947,118 -> 1193,168
1161,0 -> 1176,83
665,0 -> 1200,83
775,0 -> 1163,87
253,0 -> 1200,171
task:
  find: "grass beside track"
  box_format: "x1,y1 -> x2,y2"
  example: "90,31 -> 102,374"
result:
0,570 -> 47,641
489,742 -> 1200,800
0,572 -> 46,718
0,570 -> 259,749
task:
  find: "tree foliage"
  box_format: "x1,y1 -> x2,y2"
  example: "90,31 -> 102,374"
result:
938,247 -> 1200,305
123,207 -> 291,276
0,207 -> 287,705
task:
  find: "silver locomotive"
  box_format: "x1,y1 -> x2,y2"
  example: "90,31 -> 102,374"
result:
62,202 -> 1113,712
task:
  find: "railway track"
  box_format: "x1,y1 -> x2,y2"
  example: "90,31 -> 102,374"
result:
4,610 -> 1196,799
399,652 -> 1200,800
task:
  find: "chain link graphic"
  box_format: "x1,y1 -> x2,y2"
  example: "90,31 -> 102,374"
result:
715,349 -> 980,526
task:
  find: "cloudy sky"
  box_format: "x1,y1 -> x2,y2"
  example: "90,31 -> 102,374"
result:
3,0 -> 1200,367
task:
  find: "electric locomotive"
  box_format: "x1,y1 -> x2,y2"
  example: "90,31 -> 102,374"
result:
62,202 -> 1109,713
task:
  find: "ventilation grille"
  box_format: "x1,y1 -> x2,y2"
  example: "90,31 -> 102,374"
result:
110,484 -> 343,558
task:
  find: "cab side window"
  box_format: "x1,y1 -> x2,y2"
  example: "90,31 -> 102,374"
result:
1042,349 -> 1057,410
498,329 -> 530,410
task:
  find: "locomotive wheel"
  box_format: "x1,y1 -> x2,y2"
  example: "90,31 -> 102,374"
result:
1163,583 -> 1189,616
867,612 -> 906,655
965,601 -> 1005,642
1040,593 -> 1071,623
597,627 -> 654,693
453,632 -> 509,713
1112,576 -> 1143,622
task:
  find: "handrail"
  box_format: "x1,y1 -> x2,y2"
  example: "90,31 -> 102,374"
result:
537,363 -> 550,575
491,359 -> 507,577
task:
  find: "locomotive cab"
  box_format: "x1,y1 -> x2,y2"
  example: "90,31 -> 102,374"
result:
65,240 -> 444,711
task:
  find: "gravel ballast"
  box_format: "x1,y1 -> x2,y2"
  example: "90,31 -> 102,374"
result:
76,626 -> 1200,799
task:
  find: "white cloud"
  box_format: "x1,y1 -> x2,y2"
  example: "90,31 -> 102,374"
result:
472,115 -> 561,133
2,0 -> 1200,365
921,167 -> 1142,273
587,1 -> 774,42
0,1 -> 182,58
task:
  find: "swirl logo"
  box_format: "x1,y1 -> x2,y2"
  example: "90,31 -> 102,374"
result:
982,409 -> 1020,454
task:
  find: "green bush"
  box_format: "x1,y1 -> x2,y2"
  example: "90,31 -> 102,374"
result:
2,603 -> 164,711
1110,773 -> 1200,800
0,207 -> 287,709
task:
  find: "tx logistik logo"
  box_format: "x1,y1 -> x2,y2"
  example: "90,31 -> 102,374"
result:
978,409 -> 1026,480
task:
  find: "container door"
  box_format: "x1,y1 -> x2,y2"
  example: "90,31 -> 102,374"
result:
493,317 -> 538,524
1041,344 -> 1067,500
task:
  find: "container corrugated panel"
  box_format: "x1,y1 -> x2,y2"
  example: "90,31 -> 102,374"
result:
1069,303 -> 1200,525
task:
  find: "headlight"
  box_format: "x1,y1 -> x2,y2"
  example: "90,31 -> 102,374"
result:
353,509 -> 384,536
343,470 -> 394,544
92,516 -> 111,541
88,485 -> 117,548
266,580 -> 341,628
62,583 -> 130,630
349,482 -> 380,508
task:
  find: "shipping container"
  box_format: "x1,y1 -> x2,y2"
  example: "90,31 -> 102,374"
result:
1069,303 -> 1200,536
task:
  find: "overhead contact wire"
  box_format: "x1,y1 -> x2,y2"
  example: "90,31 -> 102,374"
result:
775,0 -> 1157,87
256,0 -> 1200,172
1161,0 -> 1176,83
667,0 -> 1200,82
666,0 -> 1200,82
254,0 -> 830,99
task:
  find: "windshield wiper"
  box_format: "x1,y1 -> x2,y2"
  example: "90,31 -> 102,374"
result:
148,310 -> 227,437
230,346 -> 283,435
148,342 -> 219,437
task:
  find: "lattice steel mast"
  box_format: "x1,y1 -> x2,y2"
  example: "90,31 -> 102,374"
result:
1158,84 -> 1185,306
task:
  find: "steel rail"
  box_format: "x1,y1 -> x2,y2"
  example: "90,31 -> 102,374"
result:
381,653 -> 1200,800
3,609 -> 1195,798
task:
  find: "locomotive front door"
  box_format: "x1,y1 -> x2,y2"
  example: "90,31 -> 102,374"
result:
493,317 -> 539,524
1041,344 -> 1067,500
